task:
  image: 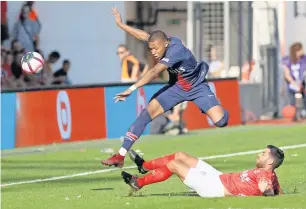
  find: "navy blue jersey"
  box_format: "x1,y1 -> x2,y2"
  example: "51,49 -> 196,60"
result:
159,36 -> 209,91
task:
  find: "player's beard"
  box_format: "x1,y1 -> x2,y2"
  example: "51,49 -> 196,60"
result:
256,158 -> 264,168
256,158 -> 268,168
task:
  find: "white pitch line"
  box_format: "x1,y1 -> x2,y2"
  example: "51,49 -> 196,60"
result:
2,143 -> 306,188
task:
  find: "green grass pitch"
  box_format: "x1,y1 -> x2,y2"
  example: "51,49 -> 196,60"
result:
1,124 -> 306,209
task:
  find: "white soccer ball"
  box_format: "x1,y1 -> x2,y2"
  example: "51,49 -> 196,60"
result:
21,52 -> 44,74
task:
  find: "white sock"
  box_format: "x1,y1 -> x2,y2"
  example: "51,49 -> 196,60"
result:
119,147 -> 127,156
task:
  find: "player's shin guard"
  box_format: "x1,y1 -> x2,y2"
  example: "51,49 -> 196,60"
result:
214,109 -> 229,128
119,109 -> 152,156
137,166 -> 172,187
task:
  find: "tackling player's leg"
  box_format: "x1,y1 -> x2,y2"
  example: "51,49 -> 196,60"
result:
101,85 -> 185,168
122,159 -> 190,191
123,153 -> 227,197
129,150 -> 199,174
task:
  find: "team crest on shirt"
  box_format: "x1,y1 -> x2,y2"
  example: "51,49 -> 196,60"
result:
168,66 -> 185,74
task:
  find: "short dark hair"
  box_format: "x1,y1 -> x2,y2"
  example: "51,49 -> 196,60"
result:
117,44 -> 129,50
148,30 -> 168,42
49,51 -> 60,59
63,59 -> 70,65
267,145 -> 285,169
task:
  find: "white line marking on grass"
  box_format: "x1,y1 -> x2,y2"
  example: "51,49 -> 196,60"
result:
2,143 -> 306,188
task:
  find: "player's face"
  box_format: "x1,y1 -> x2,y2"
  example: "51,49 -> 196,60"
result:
148,39 -> 168,60
256,148 -> 273,168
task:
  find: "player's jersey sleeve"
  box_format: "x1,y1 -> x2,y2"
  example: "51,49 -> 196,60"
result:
256,171 -> 279,196
256,171 -> 274,187
273,176 -> 282,195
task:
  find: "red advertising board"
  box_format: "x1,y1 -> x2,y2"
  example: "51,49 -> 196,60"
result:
183,79 -> 241,130
15,88 -> 106,147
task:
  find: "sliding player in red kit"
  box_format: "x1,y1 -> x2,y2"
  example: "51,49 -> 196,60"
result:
122,145 -> 284,197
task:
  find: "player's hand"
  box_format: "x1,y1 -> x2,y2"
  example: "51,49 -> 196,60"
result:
113,89 -> 132,103
258,178 -> 268,192
112,7 -> 122,26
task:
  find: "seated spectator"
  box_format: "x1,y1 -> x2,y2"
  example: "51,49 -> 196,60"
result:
52,59 -> 71,85
42,51 -> 60,85
10,52 -> 27,87
1,51 -> 17,88
11,39 -> 25,54
12,4 -> 41,52
1,1 -> 9,44
150,102 -> 188,135
117,44 -> 148,82
207,45 -> 224,78
2,51 -> 14,77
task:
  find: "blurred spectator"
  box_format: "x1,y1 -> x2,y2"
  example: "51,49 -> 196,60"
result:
150,102 -> 188,135
42,51 -> 60,85
1,52 -> 17,88
207,45 -> 224,78
11,52 -> 27,87
282,42 -> 306,121
11,39 -> 25,54
12,4 -> 41,52
1,1 -> 9,44
241,60 -> 255,82
117,44 -> 148,82
24,1 -> 41,50
52,59 -> 72,85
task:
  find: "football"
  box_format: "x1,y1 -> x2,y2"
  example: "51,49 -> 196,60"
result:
21,52 -> 44,74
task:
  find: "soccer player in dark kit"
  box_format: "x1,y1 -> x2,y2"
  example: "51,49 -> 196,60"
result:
102,8 -> 229,168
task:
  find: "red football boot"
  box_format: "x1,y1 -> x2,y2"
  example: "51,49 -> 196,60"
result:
101,153 -> 125,168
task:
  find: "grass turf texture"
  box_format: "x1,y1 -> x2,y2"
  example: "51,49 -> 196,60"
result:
1,124 -> 306,209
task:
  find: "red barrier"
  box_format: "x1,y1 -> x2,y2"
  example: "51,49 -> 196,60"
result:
15,88 -> 106,147
183,79 -> 241,130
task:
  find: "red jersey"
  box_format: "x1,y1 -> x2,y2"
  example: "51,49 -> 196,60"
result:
219,168 -> 281,196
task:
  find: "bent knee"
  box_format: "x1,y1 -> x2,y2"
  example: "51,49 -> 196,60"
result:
167,159 -> 180,172
214,109 -> 229,128
147,99 -> 165,119
175,152 -> 188,161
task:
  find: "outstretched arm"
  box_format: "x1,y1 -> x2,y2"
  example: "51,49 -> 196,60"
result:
112,7 -> 149,42
113,63 -> 167,103
133,63 -> 167,88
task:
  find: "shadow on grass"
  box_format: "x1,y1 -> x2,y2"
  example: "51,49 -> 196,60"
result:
91,188 -> 114,191
130,191 -> 199,197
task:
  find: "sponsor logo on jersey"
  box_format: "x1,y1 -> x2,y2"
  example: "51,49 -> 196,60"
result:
168,66 -> 186,74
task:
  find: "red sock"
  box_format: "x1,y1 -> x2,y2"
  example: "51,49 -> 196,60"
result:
143,153 -> 176,170
137,166 -> 172,187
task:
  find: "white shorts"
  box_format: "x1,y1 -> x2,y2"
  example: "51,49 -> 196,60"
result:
183,160 -> 224,198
